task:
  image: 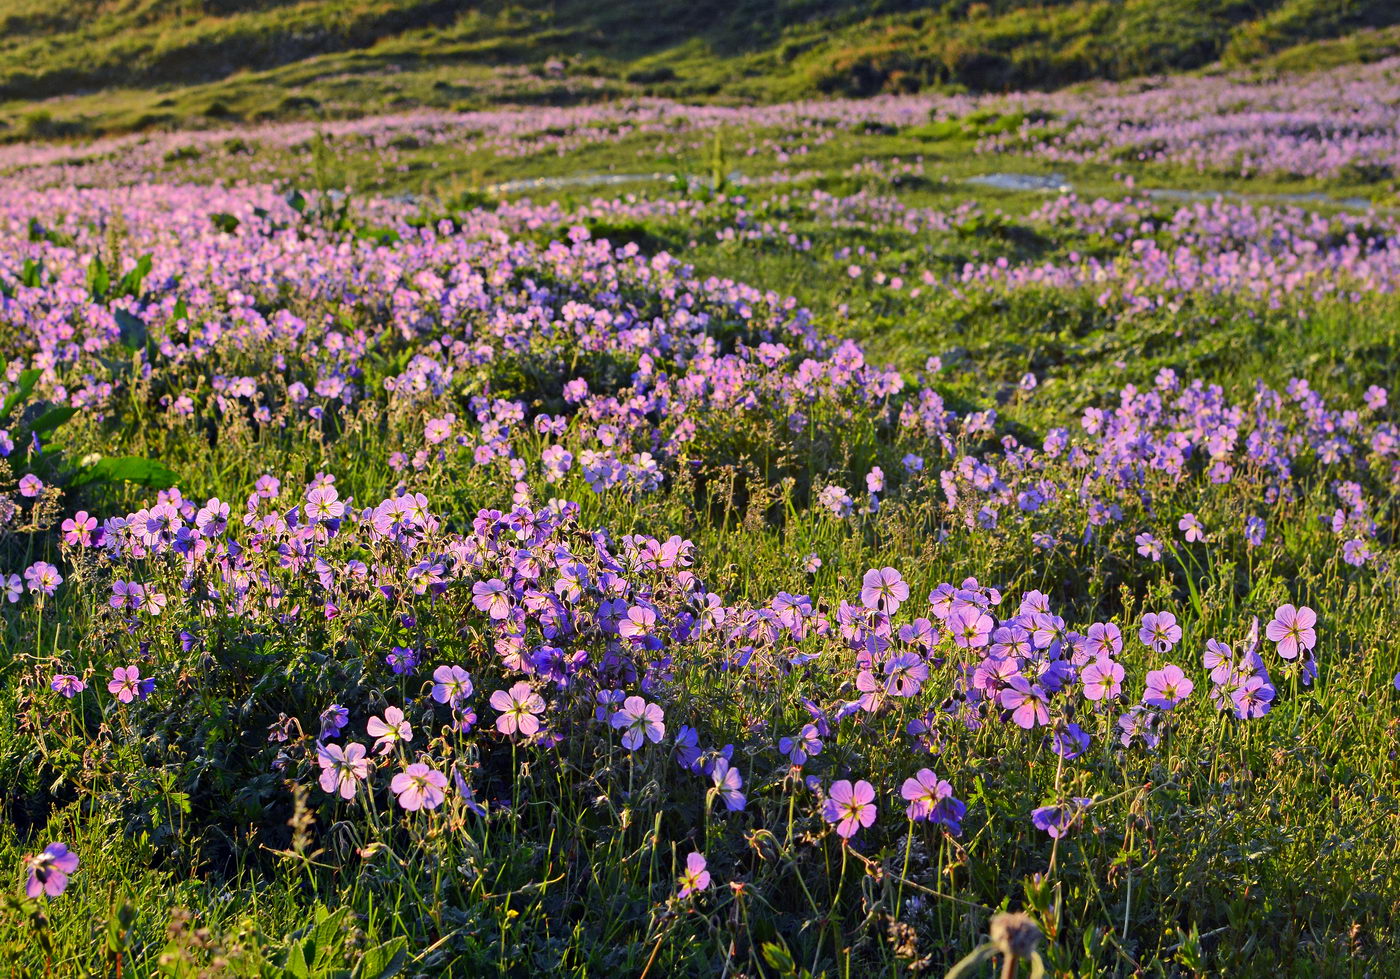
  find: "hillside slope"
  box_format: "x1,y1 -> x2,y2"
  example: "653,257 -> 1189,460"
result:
4,0 -> 1400,138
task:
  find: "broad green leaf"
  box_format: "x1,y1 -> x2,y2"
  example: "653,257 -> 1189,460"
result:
352,938 -> 407,979
86,255 -> 110,300
113,308 -> 148,350
29,405 -> 78,437
1,368 -> 41,416
72,456 -> 180,489
116,253 -> 153,299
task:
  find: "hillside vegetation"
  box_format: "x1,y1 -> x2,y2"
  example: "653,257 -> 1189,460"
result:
4,0 -> 1400,138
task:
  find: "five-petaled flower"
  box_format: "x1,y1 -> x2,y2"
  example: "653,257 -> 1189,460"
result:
490,682 -> 545,738
824,779 -> 877,839
26,843 -> 79,898
1265,604 -> 1317,660
390,763 -> 447,811
677,852 -> 711,898
317,741 -> 371,799
612,696 -> 665,750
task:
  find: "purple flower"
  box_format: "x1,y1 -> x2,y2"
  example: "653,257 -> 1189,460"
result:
1138,612 -> 1182,653
23,562 -> 62,597
1231,676 -> 1275,719
778,724 -> 823,767
1244,516 -> 1265,548
431,665 -> 473,708
612,696 -> 665,750
317,742 -> 370,800
1050,723 -> 1090,760
490,682 -> 545,738
883,652 -> 928,697
824,779 -> 877,839
386,646 -> 419,676
1031,798 -> 1091,838
390,763 -> 448,811
18,474 -> 43,498
107,666 -> 152,703
1081,658 -> 1124,701
1264,604 -> 1316,660
1178,513 -> 1205,543
472,579 -> 511,620
999,676 -> 1050,729
1143,664 -> 1194,709
367,705 -> 413,754
900,769 -> 965,834
25,843 -> 78,898
50,674 -> 85,698
710,757 -> 746,811
319,704 -> 349,739
677,852 -> 711,898
860,567 -> 909,614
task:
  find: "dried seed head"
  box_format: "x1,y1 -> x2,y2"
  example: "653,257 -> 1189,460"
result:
989,912 -> 1041,960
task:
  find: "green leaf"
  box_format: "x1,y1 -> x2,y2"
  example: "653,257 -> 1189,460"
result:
944,943 -> 996,979
210,212 -> 241,233
86,255 -> 110,301
21,258 -> 42,288
2,368 -> 41,416
352,938 -> 407,979
286,189 -> 307,215
759,942 -> 797,977
29,406 -> 78,437
282,938 -> 311,979
116,253 -> 153,299
72,456 -> 180,489
112,308 -> 149,350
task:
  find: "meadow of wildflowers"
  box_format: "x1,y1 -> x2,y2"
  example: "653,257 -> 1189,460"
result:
0,57 -> 1398,978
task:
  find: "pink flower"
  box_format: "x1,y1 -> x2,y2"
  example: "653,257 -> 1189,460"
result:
317,742 -> 370,800
1143,664 -> 1194,709
472,579 -> 511,620
1264,604 -> 1316,660
107,665 -> 151,703
677,852 -> 711,898
611,696 -> 665,750
1138,611 -> 1182,653
860,567 -> 909,613
367,706 -> 413,755
390,763 -> 447,811
61,511 -> 97,546
305,484 -> 345,521
1081,658 -> 1124,701
824,779 -> 877,839
490,682 -> 545,737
